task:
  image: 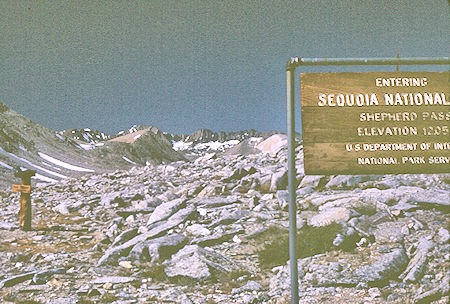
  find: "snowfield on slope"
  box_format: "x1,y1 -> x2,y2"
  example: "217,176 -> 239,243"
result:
33,173 -> 59,183
0,160 -> 13,170
173,139 -> 241,152
0,147 -> 68,179
38,152 -> 94,172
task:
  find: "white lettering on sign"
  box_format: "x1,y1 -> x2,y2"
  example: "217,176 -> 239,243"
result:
318,93 -> 379,106
402,156 -> 426,164
357,157 -> 398,165
301,71 -> 450,174
429,156 -> 450,164
357,126 -> 418,136
316,93 -> 448,106
384,93 -> 448,106
359,112 -> 418,121
422,111 -> 450,121
434,142 -> 450,150
375,77 -> 428,87
362,142 -> 418,151
346,142 -> 450,152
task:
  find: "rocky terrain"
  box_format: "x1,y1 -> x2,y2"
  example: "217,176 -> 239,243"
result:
0,128 -> 449,303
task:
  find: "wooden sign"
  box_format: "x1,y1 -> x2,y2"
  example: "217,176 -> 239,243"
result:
12,184 -> 31,193
300,71 -> 449,174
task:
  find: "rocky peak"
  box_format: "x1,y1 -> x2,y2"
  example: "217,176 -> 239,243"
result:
185,129 -> 219,144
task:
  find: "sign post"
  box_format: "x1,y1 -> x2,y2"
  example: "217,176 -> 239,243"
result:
285,57 -> 449,304
286,64 -> 299,304
13,169 -> 36,231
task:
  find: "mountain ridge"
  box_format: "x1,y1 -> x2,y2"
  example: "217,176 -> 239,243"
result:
0,102 -> 282,188
0,103 -> 184,187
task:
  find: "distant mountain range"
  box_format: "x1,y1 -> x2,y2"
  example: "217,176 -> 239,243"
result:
0,102 -> 279,188
62,125 -> 278,146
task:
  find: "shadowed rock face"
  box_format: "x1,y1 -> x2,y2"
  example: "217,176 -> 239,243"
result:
94,131 -> 186,166
186,129 -> 219,144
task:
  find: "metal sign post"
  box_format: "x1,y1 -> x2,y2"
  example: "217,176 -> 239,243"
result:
285,57 -> 449,304
13,169 -> 36,231
286,64 -> 298,304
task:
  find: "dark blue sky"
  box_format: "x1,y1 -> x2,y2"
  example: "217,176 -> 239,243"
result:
1,1 -> 448,134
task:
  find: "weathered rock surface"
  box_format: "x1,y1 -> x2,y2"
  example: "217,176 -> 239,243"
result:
128,233 -> 187,262
0,137 -> 448,304
255,134 -> 287,156
164,245 -> 243,281
146,198 -> 185,225
399,237 -> 434,283
354,247 -> 408,285
97,206 -> 196,265
308,207 -> 351,227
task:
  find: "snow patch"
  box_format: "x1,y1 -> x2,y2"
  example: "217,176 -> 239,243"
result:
0,147 -> 68,179
79,143 -> 95,151
173,139 -> 240,153
134,134 -> 142,140
122,156 -> 136,164
38,152 -> 94,172
55,133 -> 65,141
33,173 -> 58,184
194,140 -> 240,151
78,142 -> 105,151
129,125 -> 138,133
173,141 -> 193,151
0,160 -> 13,170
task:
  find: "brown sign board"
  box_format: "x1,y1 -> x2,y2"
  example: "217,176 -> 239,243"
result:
12,184 -> 31,193
300,71 -> 449,174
